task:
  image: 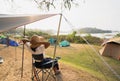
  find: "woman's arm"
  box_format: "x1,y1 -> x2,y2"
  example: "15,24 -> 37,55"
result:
39,42 -> 50,49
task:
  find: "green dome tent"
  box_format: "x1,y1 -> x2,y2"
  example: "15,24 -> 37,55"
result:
48,38 -> 56,45
59,40 -> 70,47
0,35 -> 6,39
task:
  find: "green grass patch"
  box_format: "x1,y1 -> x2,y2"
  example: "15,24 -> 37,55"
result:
46,44 -> 120,81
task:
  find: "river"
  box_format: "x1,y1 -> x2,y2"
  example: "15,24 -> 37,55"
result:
55,31 -> 119,39
79,32 -> 119,39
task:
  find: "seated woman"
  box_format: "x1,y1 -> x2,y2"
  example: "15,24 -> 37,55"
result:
22,35 -> 60,75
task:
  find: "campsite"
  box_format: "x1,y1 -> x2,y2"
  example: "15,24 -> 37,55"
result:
0,14 -> 120,81
0,42 -> 120,81
0,44 -> 101,81
0,0 -> 120,81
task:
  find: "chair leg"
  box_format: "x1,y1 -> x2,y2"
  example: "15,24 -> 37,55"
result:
32,67 -> 41,81
43,69 -> 50,81
43,69 -> 56,81
32,68 -> 57,81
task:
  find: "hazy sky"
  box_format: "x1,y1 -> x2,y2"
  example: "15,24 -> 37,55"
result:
0,0 -> 120,32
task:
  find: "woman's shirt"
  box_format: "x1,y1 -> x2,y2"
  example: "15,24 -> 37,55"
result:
25,42 -> 45,55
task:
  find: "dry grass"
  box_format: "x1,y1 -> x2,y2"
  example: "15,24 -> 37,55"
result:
0,44 -> 103,81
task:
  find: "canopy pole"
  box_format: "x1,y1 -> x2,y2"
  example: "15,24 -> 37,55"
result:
21,25 -> 26,78
53,14 -> 62,59
14,28 -> 17,61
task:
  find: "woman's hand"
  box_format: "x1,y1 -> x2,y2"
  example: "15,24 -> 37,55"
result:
22,39 -> 29,44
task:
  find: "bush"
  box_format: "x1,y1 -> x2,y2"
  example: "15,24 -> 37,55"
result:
84,35 -> 103,45
52,35 -> 103,45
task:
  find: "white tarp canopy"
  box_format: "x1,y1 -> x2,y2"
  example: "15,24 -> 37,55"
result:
0,14 -> 59,32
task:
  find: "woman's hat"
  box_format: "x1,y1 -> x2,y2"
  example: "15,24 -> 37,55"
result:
30,35 -> 50,48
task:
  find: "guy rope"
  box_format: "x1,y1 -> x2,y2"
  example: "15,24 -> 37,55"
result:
62,14 -> 120,80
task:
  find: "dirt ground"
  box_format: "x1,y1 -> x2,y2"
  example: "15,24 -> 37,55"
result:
0,46 -> 102,81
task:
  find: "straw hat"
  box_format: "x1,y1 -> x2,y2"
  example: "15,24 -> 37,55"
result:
30,35 -> 50,48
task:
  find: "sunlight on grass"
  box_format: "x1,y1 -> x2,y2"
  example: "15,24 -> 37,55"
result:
46,43 -> 120,81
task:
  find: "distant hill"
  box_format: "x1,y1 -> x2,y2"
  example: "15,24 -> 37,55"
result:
78,27 -> 112,33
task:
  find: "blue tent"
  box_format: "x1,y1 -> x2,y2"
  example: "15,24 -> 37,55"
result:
9,40 -> 19,46
0,38 -> 19,47
0,38 -> 8,44
59,40 -> 70,47
48,38 -> 56,45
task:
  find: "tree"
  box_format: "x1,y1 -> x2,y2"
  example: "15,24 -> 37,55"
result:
67,31 -> 76,42
34,0 -> 80,10
10,0 -> 80,11
115,33 -> 120,37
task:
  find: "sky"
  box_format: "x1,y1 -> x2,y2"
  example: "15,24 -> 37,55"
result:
0,0 -> 120,32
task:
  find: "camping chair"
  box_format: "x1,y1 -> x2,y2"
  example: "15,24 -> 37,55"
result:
31,55 -> 60,81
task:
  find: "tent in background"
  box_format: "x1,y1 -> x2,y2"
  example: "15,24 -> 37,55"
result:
59,40 -> 70,47
0,38 -> 19,47
0,35 -> 6,39
99,37 -> 120,60
9,39 -> 19,46
48,38 -> 56,45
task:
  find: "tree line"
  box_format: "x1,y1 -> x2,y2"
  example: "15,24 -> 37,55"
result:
25,29 -> 103,45
1,28 -> 106,46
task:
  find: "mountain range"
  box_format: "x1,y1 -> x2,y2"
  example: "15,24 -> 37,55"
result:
78,27 -> 112,33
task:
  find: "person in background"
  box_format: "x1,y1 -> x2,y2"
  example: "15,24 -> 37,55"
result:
22,35 -> 61,75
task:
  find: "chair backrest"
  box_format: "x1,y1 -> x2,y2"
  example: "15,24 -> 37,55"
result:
32,54 -> 44,60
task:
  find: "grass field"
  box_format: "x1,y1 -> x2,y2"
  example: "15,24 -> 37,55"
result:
46,43 -> 120,81
0,44 -> 102,81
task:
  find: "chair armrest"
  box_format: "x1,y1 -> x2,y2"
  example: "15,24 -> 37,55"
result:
41,60 -> 56,66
